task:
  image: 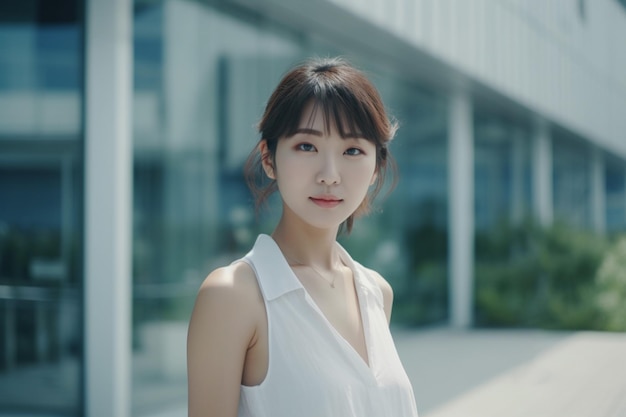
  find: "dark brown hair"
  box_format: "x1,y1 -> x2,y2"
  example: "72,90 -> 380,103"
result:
244,57 -> 398,233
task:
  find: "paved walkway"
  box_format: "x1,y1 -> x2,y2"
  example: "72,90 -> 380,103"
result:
2,328 -> 624,416
394,328 -> 626,417
143,328 -> 626,417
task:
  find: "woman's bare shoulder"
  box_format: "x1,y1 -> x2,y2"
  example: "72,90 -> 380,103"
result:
199,261 -> 259,297
192,261 -> 263,327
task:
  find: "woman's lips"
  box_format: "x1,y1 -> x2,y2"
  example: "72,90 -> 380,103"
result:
309,196 -> 343,208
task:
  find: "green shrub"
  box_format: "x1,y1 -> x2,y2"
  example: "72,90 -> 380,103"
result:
595,236 -> 626,331
475,221 -> 610,330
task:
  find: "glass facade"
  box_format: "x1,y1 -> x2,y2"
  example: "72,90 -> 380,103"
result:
606,154 -> 626,233
356,79 -> 449,326
0,0 -> 84,415
553,131 -> 592,229
474,113 -> 533,233
472,111 -> 534,324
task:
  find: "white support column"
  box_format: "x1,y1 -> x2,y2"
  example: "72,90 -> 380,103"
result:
85,0 -> 132,416
591,147 -> 606,234
532,119 -> 553,226
448,89 -> 474,328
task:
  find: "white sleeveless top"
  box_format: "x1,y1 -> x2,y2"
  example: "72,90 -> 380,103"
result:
236,234 -> 419,417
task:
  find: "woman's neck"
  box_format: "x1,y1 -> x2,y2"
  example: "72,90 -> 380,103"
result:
271,216 -> 341,270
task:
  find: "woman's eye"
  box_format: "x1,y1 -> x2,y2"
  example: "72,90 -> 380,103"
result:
297,143 -> 316,152
345,147 -> 363,156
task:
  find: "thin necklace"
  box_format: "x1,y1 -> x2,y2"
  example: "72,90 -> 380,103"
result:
286,256 -> 341,289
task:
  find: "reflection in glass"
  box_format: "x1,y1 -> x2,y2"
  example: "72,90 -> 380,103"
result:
474,115 -> 532,232
472,113 -> 535,327
605,155 -> 626,233
0,0 -> 83,415
553,132 -> 591,229
344,80 -> 449,326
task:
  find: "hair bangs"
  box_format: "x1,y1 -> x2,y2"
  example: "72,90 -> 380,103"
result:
300,94 -> 379,143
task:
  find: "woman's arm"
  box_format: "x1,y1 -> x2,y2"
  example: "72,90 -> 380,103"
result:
187,263 -> 260,417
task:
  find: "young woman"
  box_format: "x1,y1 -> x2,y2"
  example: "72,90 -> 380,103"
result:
187,57 -> 419,417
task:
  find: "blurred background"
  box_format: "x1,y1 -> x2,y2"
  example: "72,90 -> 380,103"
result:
0,0 -> 625,416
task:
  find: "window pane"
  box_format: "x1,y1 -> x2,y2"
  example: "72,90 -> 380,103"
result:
0,0 -> 84,415
605,155 -> 626,233
553,132 -> 591,229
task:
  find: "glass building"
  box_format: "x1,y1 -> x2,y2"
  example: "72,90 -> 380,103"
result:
1,0 -> 625,415
0,0 -> 84,414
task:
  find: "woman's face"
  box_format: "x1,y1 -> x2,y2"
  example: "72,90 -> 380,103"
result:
262,102 -> 378,231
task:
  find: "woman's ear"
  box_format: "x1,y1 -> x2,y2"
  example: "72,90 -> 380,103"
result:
259,140 -> 275,180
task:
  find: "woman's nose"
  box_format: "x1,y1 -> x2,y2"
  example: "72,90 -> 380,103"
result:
316,153 -> 341,185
